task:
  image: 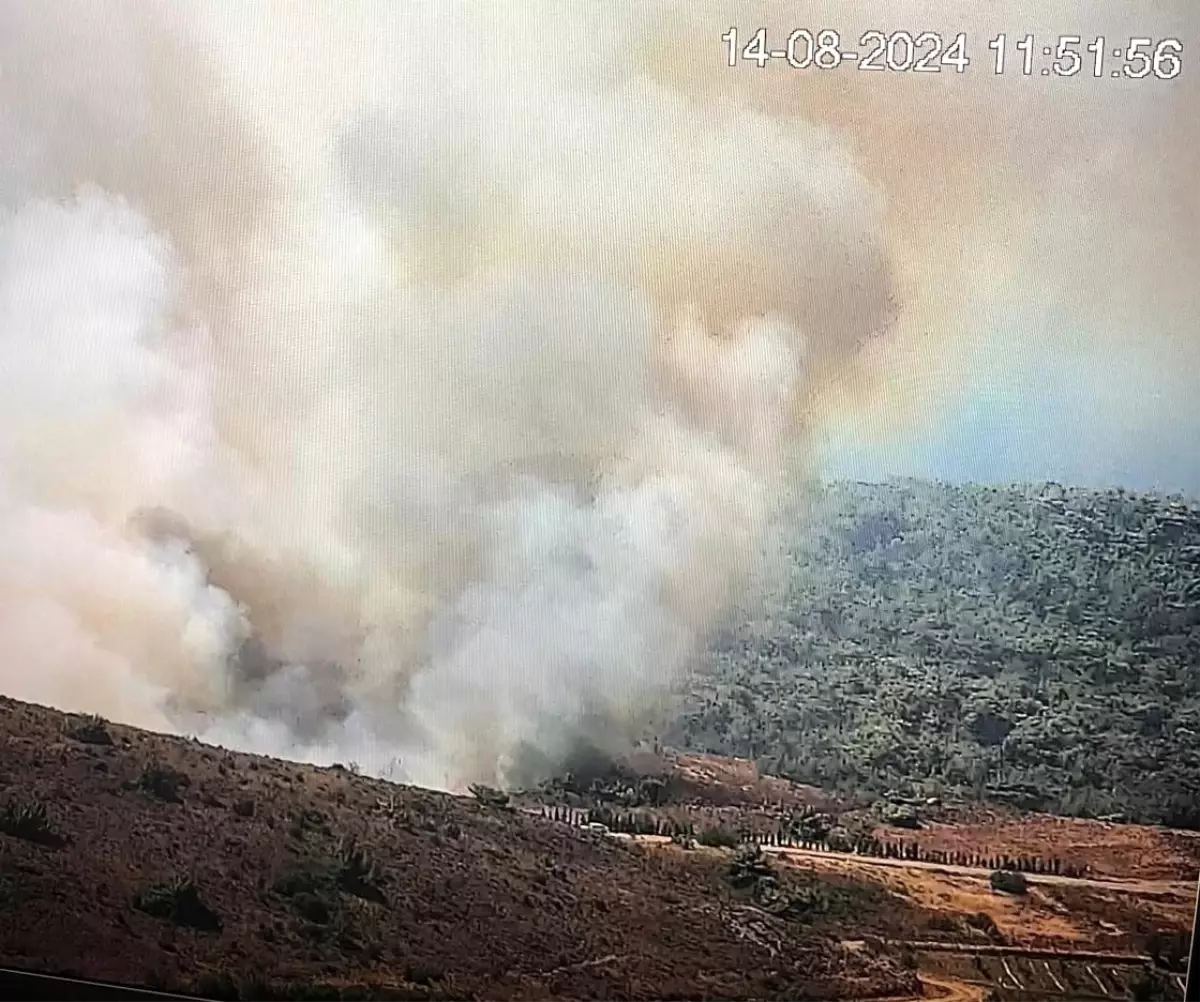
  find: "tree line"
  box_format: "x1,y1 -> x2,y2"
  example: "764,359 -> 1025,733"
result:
539,804 -> 1089,878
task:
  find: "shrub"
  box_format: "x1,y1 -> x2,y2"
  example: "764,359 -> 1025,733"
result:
336,837 -> 387,904
273,861 -> 336,899
727,845 -> 775,888
468,784 -> 510,809
134,876 -> 222,932
726,845 -> 866,922
291,891 -> 333,925
405,962 -> 445,986
1146,930 -> 1190,971
965,911 -> 1002,941
697,826 -> 741,849
138,762 -> 190,803
0,799 -> 64,847
989,869 -> 1028,895
1130,970 -> 1169,1001
191,971 -> 242,1000
791,811 -> 834,843
288,807 -> 328,838
64,713 -> 113,746
883,805 -> 921,830
825,825 -> 855,852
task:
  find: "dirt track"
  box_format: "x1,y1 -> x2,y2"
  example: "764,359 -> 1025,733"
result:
619,832 -> 1195,899
761,843 -> 1194,898
870,973 -> 986,1002
913,974 -> 986,1002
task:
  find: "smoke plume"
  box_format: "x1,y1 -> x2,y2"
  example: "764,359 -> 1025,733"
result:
0,1 -> 1192,787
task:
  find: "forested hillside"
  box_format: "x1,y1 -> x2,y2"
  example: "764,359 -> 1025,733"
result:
671,481 -> 1200,827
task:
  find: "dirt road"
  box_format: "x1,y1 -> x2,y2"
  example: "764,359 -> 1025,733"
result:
916,974 -> 987,1002
608,830 -> 1193,897
758,843 -> 1193,898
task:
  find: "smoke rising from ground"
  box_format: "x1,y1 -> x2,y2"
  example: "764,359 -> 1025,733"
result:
0,2 -> 1192,787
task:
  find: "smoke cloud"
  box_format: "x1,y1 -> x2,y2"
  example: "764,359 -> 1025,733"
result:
0,1 -> 1192,787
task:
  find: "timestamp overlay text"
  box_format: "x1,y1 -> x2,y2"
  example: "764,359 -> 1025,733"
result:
722,29 -> 1184,80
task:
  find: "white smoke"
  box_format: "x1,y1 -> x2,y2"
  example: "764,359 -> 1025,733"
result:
2,1 -> 904,788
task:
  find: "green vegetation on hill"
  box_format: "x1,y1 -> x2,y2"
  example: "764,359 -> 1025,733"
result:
670,480 -> 1200,826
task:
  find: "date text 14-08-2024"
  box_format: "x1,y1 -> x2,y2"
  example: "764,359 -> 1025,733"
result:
722,28 -> 1184,80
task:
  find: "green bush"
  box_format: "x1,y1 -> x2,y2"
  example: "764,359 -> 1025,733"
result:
727,845 -> 774,889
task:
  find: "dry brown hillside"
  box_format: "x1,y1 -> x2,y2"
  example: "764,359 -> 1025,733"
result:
0,696 -> 918,1000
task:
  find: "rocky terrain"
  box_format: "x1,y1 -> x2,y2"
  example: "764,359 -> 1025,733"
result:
0,696 -> 920,1000
1,695 -> 1197,999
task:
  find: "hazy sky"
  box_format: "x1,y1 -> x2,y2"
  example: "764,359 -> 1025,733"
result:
820,310 -> 1200,495
681,3 -> 1200,498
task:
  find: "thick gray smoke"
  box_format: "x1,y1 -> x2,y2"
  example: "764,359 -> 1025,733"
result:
0,1 -> 893,788
2,2 -> 1188,788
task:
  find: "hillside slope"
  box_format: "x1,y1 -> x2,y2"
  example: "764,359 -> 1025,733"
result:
672,480 -> 1200,825
0,696 -> 916,1001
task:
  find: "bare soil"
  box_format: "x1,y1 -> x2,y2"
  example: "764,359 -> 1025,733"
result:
871,807 -> 1200,882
